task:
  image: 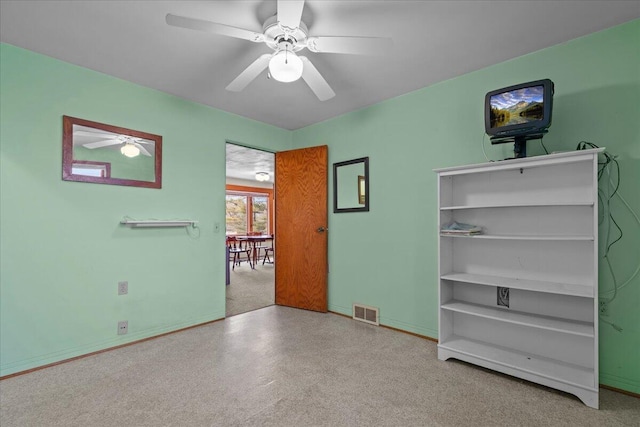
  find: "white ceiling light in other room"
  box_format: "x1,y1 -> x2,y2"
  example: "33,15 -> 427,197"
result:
255,171 -> 270,182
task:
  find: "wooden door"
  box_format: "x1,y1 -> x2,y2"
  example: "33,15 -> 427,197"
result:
275,145 -> 328,312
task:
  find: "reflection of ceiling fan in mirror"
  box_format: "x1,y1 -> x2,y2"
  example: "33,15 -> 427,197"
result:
166,0 -> 392,101
73,127 -> 154,158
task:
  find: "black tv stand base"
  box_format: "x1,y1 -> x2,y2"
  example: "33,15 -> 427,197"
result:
490,131 -> 548,159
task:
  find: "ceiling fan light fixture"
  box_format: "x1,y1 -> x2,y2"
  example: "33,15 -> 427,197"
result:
268,44 -> 303,83
121,142 -> 140,158
255,171 -> 270,182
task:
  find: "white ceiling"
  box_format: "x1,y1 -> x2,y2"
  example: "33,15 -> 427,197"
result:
226,144 -> 274,183
1,1 -> 638,131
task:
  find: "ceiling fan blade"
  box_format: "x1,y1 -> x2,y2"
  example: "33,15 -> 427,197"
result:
73,130 -> 118,139
277,0 -> 304,30
166,14 -> 265,43
133,142 -> 152,157
83,139 -> 122,149
226,54 -> 271,92
300,56 -> 335,101
306,36 -> 392,55
133,139 -> 154,145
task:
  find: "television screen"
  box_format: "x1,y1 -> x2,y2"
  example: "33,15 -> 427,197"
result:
484,79 -> 554,140
489,85 -> 545,129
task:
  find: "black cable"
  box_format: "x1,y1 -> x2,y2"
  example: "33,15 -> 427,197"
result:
607,213 -> 623,253
610,157 -> 620,197
579,141 -> 625,315
581,142 -> 620,198
577,141 -> 600,150
539,137 -> 549,154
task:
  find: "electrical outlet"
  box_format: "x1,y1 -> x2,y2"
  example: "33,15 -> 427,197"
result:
118,321 -> 128,335
599,299 -> 609,316
118,281 -> 128,295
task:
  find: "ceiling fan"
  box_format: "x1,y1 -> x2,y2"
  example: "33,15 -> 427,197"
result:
166,0 -> 392,101
73,129 -> 154,158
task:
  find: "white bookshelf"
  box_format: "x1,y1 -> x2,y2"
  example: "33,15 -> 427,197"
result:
441,233 -> 593,241
440,273 -> 593,298
434,149 -> 602,409
441,201 -> 595,209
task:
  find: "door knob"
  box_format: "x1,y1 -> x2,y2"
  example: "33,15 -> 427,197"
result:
316,226 -> 327,233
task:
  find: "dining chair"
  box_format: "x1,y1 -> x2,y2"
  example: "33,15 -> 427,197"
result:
227,236 -> 252,270
262,234 -> 274,265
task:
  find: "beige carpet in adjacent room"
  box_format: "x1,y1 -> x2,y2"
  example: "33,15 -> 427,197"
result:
226,261 -> 274,317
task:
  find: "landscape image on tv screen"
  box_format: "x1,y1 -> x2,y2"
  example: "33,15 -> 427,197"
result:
490,85 -> 544,128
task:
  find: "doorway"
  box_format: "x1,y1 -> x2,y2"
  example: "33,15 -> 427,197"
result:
225,143 -> 275,317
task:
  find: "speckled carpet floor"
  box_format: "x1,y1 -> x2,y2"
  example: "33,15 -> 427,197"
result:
1,307 -> 638,426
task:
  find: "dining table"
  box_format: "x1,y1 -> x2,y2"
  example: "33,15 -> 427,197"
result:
235,235 -> 273,269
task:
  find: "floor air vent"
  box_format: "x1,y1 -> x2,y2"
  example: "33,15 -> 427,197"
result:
353,303 -> 379,326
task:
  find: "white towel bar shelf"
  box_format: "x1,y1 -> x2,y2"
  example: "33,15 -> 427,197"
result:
120,218 -> 198,228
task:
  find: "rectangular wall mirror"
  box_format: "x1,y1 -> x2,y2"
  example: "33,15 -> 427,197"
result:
334,157 -> 369,213
62,116 -> 162,188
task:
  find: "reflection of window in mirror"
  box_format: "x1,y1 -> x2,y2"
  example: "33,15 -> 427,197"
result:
71,161 -> 111,178
358,175 -> 365,205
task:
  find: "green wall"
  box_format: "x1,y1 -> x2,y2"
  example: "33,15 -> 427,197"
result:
292,20 -> 640,393
0,43 -> 291,377
1,19 -> 638,394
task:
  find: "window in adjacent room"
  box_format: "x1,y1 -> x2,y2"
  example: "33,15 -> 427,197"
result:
225,188 -> 273,235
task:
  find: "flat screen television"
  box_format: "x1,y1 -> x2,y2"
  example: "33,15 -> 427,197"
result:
485,79 -> 554,158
